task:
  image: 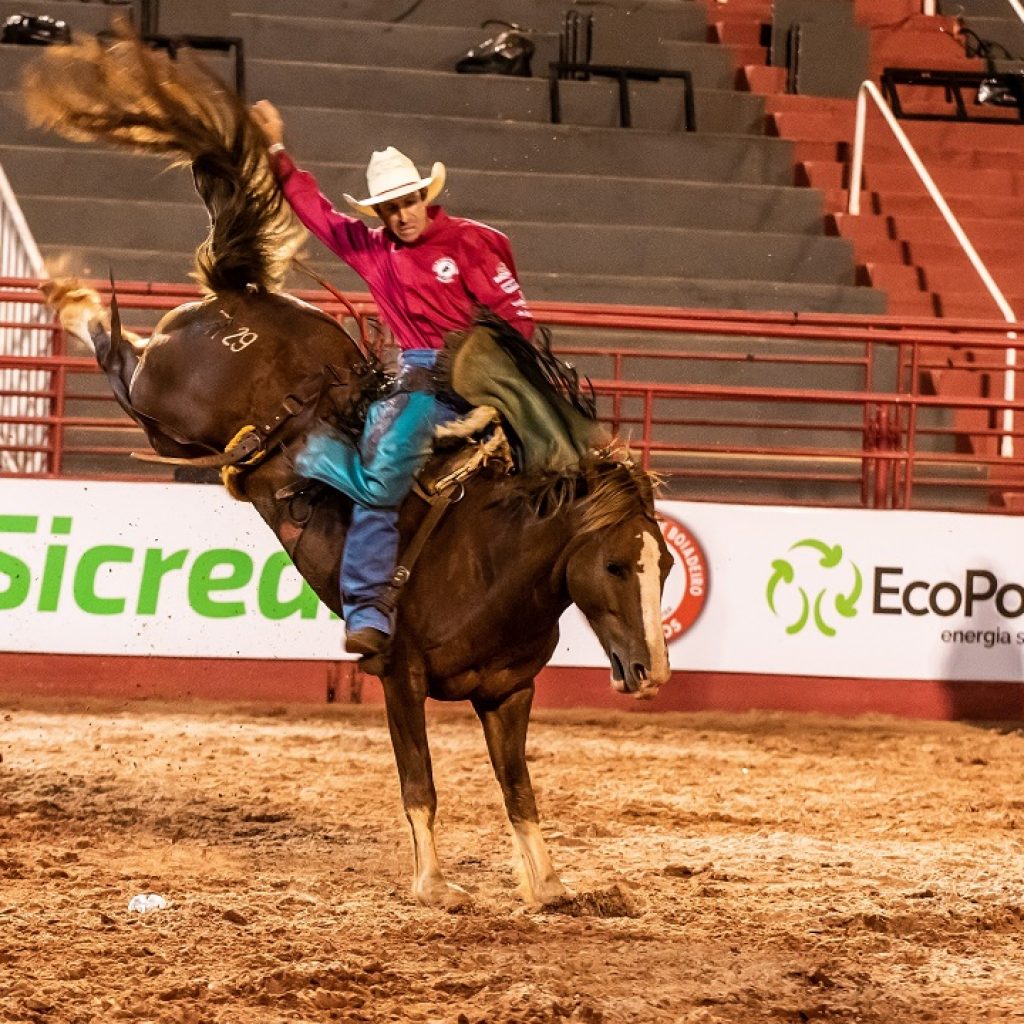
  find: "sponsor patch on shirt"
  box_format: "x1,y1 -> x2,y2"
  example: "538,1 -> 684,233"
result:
493,261 -> 522,295
432,257 -> 459,284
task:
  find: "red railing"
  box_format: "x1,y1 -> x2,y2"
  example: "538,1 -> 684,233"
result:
3,276 -> 1024,512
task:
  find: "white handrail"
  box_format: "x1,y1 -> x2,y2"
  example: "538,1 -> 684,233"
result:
0,161 -> 50,473
848,79 -> 1018,457
0,162 -> 44,278
1003,0 -> 1024,30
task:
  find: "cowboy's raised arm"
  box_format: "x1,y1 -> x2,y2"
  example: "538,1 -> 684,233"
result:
250,100 -> 377,270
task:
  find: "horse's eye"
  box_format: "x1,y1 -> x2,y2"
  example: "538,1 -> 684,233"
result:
606,561 -> 628,579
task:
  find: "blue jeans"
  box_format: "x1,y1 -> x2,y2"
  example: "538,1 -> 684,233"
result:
295,349 -> 459,633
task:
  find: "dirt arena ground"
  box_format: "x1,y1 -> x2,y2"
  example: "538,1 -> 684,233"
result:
2,696 -> 1024,1024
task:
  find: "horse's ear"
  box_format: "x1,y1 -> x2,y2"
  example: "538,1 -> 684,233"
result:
106,271 -> 125,362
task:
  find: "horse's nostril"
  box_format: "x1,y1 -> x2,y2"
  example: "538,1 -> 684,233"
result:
633,664 -> 648,683
610,652 -> 625,681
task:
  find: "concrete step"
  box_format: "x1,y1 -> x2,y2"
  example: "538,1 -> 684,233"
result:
763,94 -> 856,115
933,290 -> 1024,318
882,291 -> 940,316
498,221 -> 859,282
35,241 -> 884,314
224,0 -> 709,37
26,192 -> 852,282
870,190 -> 1024,220
862,13 -> 962,33
740,64 -> 787,92
275,105 -> 796,184
709,20 -> 765,48
904,237 -> 1024,266
19,196 -> 210,253
57,454 -> 171,480
955,15 -> 1024,57
791,140 -> 900,165
3,146 -> 825,235
919,260 -> 1024,295
700,0 -> 771,17
863,262 -> 924,293
62,424 -> 147,450
836,210 -> 1024,249
1,146 -> 198,204
773,112 -> 1024,157
591,350 -> 870,392
553,324 -> 863,360
514,270 -> 885,313
939,0 -> 1019,15
37,244 -> 196,284
0,91 -> 797,186
231,13 -> 736,87
720,43 -> 768,69
813,187 -> 1015,223
246,59 -> 766,135
769,110 -> 861,142
853,0 -> 923,21
900,119 -> 1024,154
899,101 -> 1022,127
867,23 -> 985,72
282,161 -> 826,234
800,158 -> 1024,195
22,192 -> 848,284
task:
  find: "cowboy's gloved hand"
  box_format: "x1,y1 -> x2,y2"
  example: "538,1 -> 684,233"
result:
251,99 -> 284,149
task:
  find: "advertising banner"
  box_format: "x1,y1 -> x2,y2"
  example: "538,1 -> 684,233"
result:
2,478 -> 1024,681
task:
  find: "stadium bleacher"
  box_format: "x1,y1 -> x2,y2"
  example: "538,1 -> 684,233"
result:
4,0 -> 1024,506
0,0 -> 883,316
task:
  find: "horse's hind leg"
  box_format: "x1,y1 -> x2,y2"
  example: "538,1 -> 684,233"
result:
382,674 -> 471,909
473,685 -> 567,906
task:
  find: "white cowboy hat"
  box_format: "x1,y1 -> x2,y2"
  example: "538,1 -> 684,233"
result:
343,146 -> 446,217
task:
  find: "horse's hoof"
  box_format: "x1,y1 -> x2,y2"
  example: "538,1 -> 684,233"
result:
529,878 -> 569,906
415,880 -> 472,911
540,883 -> 641,918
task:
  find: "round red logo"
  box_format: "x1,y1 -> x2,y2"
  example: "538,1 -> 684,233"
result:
658,512 -> 709,643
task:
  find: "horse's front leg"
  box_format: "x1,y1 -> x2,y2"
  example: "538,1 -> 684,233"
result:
473,685 -> 568,906
382,672 -> 471,909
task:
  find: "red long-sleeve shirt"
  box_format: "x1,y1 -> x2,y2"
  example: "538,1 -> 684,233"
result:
273,151 -> 534,350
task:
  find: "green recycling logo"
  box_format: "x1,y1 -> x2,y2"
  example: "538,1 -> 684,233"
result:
766,538 -> 862,637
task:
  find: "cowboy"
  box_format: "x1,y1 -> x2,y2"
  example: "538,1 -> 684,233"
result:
251,99 -> 535,661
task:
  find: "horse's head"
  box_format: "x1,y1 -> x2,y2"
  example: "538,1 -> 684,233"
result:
563,462 -> 672,699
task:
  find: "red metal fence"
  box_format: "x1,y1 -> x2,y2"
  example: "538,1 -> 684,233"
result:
3,276 -> 1024,512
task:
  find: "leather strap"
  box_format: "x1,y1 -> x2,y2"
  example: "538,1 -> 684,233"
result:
374,487 -> 457,617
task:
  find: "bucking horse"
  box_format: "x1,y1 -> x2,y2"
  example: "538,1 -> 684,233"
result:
23,26 -> 673,908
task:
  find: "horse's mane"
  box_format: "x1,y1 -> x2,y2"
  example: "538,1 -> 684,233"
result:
577,456 -> 660,533
509,452 -> 660,535
21,22 -> 303,294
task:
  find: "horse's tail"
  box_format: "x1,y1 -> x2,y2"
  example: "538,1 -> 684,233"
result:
21,22 -> 303,294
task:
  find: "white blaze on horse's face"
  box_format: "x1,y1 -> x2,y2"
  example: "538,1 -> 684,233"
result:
568,517 -> 672,700
635,528 -> 671,695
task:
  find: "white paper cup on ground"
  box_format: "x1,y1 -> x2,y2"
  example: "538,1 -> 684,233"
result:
127,893 -> 169,914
